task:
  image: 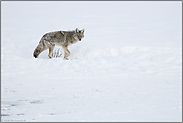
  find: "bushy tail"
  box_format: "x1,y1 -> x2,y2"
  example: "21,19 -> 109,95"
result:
33,43 -> 44,58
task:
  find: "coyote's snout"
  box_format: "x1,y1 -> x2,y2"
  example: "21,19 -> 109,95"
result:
33,28 -> 84,60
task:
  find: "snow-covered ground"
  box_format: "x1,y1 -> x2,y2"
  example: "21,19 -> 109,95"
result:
1,1 -> 182,122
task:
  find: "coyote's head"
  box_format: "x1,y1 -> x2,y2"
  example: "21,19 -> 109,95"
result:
73,28 -> 84,41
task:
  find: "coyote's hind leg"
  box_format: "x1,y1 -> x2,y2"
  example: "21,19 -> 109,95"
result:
48,43 -> 55,59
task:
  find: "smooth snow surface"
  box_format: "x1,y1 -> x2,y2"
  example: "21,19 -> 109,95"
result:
1,1 -> 182,122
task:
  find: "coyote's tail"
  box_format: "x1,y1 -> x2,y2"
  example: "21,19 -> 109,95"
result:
33,42 -> 44,58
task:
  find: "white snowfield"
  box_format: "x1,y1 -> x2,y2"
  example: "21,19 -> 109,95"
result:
1,1 -> 182,122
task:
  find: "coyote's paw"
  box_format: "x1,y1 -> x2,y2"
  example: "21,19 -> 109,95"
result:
64,57 -> 69,60
48,55 -> 52,59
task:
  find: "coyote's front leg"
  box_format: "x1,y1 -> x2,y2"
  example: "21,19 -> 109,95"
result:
62,46 -> 71,60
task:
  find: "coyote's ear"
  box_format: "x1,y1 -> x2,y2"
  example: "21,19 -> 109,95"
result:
81,29 -> 85,34
75,28 -> 79,33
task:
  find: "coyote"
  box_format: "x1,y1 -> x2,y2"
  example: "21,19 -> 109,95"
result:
33,28 -> 84,60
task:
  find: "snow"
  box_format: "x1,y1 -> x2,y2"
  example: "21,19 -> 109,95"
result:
1,1 -> 182,122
